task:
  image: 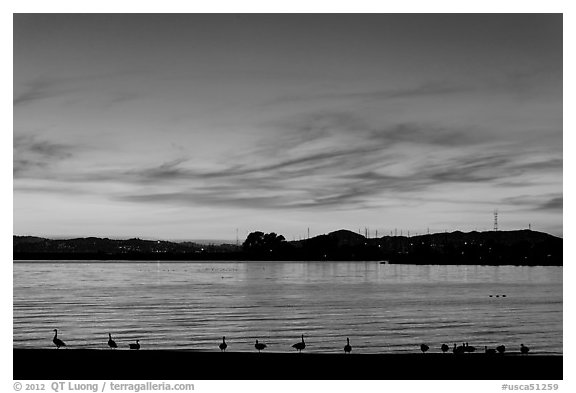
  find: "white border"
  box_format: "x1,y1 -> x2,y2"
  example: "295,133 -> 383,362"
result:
4,2 -> 573,392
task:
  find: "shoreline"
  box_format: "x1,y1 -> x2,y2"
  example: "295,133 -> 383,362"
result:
13,259 -> 563,267
14,349 -> 562,380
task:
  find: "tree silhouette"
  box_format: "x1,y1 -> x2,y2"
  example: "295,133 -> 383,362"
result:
243,231 -> 286,255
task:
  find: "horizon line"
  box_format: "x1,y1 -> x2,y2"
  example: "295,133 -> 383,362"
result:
13,227 -> 562,244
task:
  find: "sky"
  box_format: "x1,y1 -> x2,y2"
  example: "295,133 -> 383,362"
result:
13,14 -> 563,240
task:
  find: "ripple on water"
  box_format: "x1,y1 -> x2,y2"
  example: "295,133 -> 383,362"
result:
13,261 -> 562,354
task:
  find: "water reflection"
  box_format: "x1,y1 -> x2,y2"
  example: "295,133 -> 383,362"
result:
13,261 -> 562,354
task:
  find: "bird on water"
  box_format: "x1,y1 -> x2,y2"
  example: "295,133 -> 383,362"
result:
520,344 -> 530,354
108,333 -> 117,349
420,344 -> 429,354
441,343 -> 449,353
129,340 -> 140,350
219,336 -> 227,352
292,334 -> 306,353
496,345 -> 506,354
53,329 -> 66,349
255,339 -> 267,353
344,338 -> 352,354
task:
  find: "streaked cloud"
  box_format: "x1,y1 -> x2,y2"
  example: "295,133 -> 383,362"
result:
13,134 -> 76,177
13,14 -> 562,238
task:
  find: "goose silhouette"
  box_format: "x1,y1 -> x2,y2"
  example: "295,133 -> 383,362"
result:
464,342 -> 476,353
108,333 -> 117,349
520,344 -> 530,354
420,344 -> 429,353
52,329 -> 66,349
344,338 -> 352,354
485,346 -> 497,354
255,339 -> 267,353
292,334 -> 306,353
453,343 -> 465,354
129,340 -> 140,350
219,336 -> 227,352
441,343 -> 449,353
496,345 -> 506,354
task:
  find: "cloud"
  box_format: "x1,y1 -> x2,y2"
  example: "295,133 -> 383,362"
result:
267,67 -> 561,107
15,111 -> 561,213
111,148 -> 530,211
13,77 -> 77,106
268,81 -> 475,106
538,196 -> 563,211
13,134 -> 76,177
502,194 -> 563,212
14,72 -> 145,107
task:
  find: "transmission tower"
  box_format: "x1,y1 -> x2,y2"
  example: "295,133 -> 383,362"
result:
493,210 -> 498,231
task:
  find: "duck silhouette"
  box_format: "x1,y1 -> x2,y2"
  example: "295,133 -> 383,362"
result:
129,340 -> 140,350
420,344 -> 429,354
520,344 -> 530,354
441,343 -> 449,353
255,339 -> 267,353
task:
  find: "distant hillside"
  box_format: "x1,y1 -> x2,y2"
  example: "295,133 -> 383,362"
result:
13,229 -> 562,266
13,236 -> 240,260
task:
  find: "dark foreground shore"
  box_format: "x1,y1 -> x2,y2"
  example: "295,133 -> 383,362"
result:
14,349 -> 562,380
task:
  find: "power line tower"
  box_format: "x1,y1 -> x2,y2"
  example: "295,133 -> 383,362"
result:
493,209 -> 499,231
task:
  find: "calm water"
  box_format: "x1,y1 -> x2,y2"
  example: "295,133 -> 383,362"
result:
13,261 -> 562,354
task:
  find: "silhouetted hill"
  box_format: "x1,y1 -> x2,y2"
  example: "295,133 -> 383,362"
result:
12,236 -> 240,260
328,229 -> 368,246
13,229 -> 562,265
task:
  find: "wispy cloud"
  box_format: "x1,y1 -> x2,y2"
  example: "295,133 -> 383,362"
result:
13,77 -> 76,106
14,111 -> 561,212
502,194 -> 563,212
267,68 -> 561,107
14,72 -> 146,107
538,196 -> 563,211
268,82 -> 475,106
13,134 -> 77,177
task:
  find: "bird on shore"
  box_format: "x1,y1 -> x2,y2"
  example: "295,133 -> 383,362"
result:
420,344 -> 429,354
292,334 -> 306,353
464,343 -> 476,353
219,336 -> 227,352
441,344 -> 449,353
129,340 -> 140,350
496,345 -> 506,354
108,333 -> 117,349
485,346 -> 497,354
453,343 -> 465,354
344,338 -> 352,354
520,344 -> 530,354
52,329 -> 66,349
255,339 -> 267,353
